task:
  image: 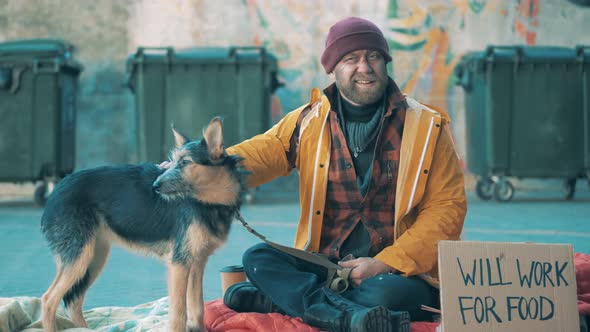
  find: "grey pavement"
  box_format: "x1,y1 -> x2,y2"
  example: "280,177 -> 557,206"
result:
0,188 -> 589,310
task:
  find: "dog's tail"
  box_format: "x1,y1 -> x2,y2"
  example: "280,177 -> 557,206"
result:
63,271 -> 90,308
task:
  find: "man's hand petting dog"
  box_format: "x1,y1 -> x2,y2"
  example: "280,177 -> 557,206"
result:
338,257 -> 398,286
158,161 -> 172,169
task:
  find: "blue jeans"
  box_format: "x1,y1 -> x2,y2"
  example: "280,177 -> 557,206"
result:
242,242 -> 439,321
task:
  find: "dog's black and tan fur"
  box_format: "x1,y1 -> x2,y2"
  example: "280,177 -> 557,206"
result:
40,117 -> 246,332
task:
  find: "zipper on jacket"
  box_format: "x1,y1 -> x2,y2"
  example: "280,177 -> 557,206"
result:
363,114 -> 387,197
353,147 -> 361,158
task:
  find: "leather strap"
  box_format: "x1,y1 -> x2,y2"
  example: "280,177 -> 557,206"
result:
234,210 -> 352,293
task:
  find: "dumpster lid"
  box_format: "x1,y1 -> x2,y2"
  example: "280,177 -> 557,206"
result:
0,39 -> 82,72
126,46 -> 277,69
576,45 -> 590,58
475,46 -> 579,63
0,39 -> 75,58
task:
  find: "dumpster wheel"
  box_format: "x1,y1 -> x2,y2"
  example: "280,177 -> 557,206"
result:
563,178 -> 576,201
493,179 -> 514,202
475,178 -> 494,200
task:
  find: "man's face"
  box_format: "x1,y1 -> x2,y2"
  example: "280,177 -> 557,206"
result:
333,49 -> 388,106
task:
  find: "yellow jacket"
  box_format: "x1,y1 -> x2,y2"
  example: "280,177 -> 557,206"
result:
227,88 -> 467,287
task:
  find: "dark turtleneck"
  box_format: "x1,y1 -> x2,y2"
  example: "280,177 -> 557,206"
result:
340,97 -> 381,122
336,92 -> 385,197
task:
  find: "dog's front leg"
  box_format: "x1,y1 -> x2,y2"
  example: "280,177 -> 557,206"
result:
168,262 -> 189,332
187,255 -> 208,332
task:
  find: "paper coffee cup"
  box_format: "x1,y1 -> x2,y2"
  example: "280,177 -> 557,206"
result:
220,265 -> 246,296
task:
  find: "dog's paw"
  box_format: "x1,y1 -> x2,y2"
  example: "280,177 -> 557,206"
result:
187,325 -> 206,332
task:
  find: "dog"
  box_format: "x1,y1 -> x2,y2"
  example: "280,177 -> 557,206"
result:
40,117 -> 246,332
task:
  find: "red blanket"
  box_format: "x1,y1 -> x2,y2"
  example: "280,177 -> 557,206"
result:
204,299 -> 439,332
205,253 -> 590,332
575,253 -> 590,316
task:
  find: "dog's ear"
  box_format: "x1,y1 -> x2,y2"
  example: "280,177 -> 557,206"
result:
203,117 -> 224,161
171,126 -> 189,148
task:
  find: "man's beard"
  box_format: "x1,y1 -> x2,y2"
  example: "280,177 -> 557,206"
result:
336,76 -> 387,106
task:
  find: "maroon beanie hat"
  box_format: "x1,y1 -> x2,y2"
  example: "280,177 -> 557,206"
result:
321,17 -> 392,73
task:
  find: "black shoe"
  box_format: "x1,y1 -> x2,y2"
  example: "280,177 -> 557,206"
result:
304,303 -> 410,332
349,306 -> 410,332
223,281 -> 283,314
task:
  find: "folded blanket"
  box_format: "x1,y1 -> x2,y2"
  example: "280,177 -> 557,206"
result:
0,297 -> 438,332
204,299 -> 440,332
205,299 -> 318,332
0,296 -> 170,332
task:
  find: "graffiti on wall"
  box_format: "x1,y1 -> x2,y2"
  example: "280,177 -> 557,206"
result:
243,0 -> 542,124
376,0 -> 540,117
244,0 -> 320,123
514,0 -> 540,45
384,0 -> 460,114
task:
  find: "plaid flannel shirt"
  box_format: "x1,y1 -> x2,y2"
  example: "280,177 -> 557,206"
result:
318,82 -> 407,259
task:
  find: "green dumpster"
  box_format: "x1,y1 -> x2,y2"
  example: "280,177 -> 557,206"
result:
126,46 -> 281,163
0,39 -> 82,205
456,46 -> 587,201
454,50 -> 488,179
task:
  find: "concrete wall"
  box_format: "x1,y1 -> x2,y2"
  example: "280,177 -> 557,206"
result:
1,0 -> 589,179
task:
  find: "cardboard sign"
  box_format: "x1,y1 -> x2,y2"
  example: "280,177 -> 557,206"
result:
438,241 -> 579,332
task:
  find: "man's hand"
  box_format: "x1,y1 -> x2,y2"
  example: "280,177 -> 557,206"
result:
158,161 -> 172,169
338,257 -> 397,286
